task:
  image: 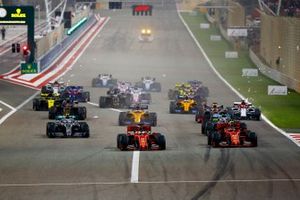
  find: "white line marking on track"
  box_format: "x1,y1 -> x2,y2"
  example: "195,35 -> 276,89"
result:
0,18 -> 109,124
138,178 -> 300,184
87,102 -> 122,112
0,91 -> 39,126
0,178 -> 299,188
0,100 -> 16,110
0,108 -> 2,112
87,102 -> 99,107
130,151 -> 140,183
109,108 -> 122,112
176,7 -> 300,148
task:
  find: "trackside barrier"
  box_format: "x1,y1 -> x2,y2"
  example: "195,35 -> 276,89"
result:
38,15 -> 96,72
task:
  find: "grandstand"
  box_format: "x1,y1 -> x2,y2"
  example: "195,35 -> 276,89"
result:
259,0 -> 300,17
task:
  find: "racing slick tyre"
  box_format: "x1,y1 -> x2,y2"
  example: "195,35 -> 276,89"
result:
195,110 -> 203,123
207,132 -> 212,145
248,131 -> 257,147
92,78 -> 99,87
117,134 -> 122,149
117,134 -> 128,151
155,133 -> 166,150
211,132 -> 221,147
205,122 -> 215,136
149,113 -> 157,126
201,123 -> 206,135
240,122 -> 247,134
84,92 -> 90,102
169,101 -> 176,113
46,122 -> 56,138
254,109 -> 261,121
32,98 -> 40,111
152,82 -> 161,92
80,122 -> 90,138
203,111 -> 211,122
158,135 -> 166,150
77,107 -> 87,120
99,96 -> 108,108
202,121 -> 211,135
118,112 -> 127,126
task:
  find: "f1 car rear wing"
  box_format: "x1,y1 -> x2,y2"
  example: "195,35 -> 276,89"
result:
127,124 -> 151,132
129,104 -> 148,110
233,101 -> 252,106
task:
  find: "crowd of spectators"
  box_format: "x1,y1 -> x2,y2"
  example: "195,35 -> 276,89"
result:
263,0 -> 300,17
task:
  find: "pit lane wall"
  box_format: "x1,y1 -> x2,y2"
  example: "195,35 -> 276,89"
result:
35,24 -> 65,59
36,12 -> 92,72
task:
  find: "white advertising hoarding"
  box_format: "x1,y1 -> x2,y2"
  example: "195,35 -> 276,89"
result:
210,35 -> 221,41
227,28 -> 248,37
242,68 -> 258,77
200,23 -> 210,29
225,51 -> 238,58
268,85 -> 288,95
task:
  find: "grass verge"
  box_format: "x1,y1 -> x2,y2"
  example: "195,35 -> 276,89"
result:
181,12 -> 300,129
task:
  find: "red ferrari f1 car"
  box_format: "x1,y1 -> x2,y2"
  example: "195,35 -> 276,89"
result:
207,120 -> 257,147
117,124 -> 166,151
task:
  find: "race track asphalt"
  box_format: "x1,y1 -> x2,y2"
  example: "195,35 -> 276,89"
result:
0,5 -> 299,200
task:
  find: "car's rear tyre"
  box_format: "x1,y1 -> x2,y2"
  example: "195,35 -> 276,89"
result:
158,135 -> 166,150
248,131 -> 257,147
80,122 -> 90,138
207,132 -> 212,145
155,133 -> 166,150
33,98 -> 40,111
255,109 -> 261,121
84,92 -> 90,102
149,113 -> 157,126
118,112 -> 127,126
46,122 -> 56,138
169,101 -> 176,113
211,132 -> 221,147
117,134 -> 128,151
77,107 -> 87,120
99,96 -> 107,108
